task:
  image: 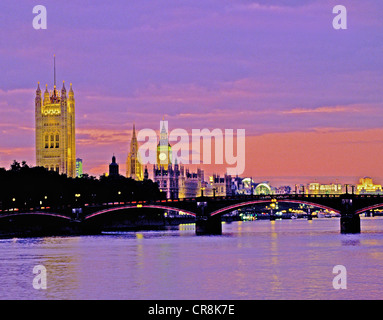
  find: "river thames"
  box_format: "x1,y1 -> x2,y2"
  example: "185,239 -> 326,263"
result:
1,217 -> 383,300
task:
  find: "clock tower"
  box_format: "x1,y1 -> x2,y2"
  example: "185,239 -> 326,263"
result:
157,119 -> 172,167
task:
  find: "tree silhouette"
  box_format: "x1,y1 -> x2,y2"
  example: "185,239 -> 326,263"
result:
0,161 -> 165,212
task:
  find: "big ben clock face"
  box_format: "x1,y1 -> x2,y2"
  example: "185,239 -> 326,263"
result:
159,152 -> 167,161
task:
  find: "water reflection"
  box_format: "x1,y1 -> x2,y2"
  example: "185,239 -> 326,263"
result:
341,236 -> 361,246
0,218 -> 383,299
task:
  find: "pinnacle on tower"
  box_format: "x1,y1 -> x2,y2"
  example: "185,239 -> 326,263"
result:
36,82 -> 41,94
61,80 -> 66,96
68,83 -> 74,99
44,84 -> 49,100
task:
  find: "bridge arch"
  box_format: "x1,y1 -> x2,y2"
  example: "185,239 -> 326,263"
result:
355,203 -> 383,215
210,199 -> 340,216
84,204 -> 197,220
0,212 -> 71,220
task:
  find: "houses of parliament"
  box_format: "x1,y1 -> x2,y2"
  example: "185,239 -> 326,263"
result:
107,120 -> 224,199
35,58 -> 231,199
117,121 -> 219,200
36,60 -> 381,199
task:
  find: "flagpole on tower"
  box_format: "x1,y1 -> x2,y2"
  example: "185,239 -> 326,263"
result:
53,54 -> 56,88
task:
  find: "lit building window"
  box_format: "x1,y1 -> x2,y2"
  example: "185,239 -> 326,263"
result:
55,134 -> 60,148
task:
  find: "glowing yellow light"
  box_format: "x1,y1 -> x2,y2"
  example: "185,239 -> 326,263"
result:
137,204 -> 142,208
136,233 -> 144,240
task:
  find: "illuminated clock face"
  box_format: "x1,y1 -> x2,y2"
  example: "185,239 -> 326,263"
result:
159,153 -> 167,161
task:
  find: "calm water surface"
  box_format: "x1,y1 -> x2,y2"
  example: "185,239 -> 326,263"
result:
1,217 -> 383,300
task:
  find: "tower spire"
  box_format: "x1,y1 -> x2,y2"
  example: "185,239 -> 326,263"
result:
132,122 -> 136,138
161,117 -> 167,133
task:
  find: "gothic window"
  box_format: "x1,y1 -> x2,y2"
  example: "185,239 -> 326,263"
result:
164,180 -> 167,188
131,160 -> 135,173
45,135 -> 49,148
55,134 -> 60,148
50,134 -> 54,148
56,166 -> 59,173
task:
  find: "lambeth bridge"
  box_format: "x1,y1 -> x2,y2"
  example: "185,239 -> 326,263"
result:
1,193 -> 383,237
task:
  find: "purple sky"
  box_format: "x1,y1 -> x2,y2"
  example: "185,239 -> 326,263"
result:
1,0 -> 383,185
